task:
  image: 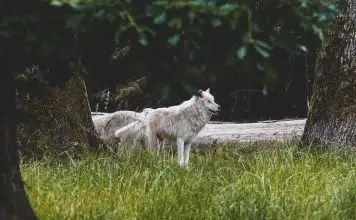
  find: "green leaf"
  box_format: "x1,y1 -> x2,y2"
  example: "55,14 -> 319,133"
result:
167,34 -> 180,47
312,25 -> 324,42
107,13 -> 117,22
254,45 -> 270,58
168,18 -> 182,29
318,14 -> 327,22
256,40 -> 272,50
50,0 -> 63,6
139,33 -> 148,46
152,0 -> 167,6
154,12 -> 166,25
94,9 -> 106,18
327,3 -> 337,12
197,0 -> 210,6
118,11 -> 127,19
300,2 -> 307,8
236,46 -> 247,60
143,28 -> 156,37
219,3 -> 239,16
211,18 -> 222,27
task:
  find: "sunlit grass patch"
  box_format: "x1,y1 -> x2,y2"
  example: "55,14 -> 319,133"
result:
22,142 -> 356,219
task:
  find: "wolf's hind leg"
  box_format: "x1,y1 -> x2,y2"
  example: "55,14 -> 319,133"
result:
177,138 -> 185,167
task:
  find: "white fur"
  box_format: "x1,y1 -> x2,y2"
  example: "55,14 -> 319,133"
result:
114,120 -> 147,146
146,88 -> 220,167
93,108 -> 154,141
114,108 -> 167,149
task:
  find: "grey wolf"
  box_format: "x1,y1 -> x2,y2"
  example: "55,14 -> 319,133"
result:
146,88 -> 220,167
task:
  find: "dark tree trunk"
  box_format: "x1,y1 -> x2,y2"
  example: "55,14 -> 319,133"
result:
17,72 -> 105,159
302,0 -> 356,146
0,70 -> 37,219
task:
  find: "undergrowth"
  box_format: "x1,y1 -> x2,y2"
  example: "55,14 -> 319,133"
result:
21,142 -> 356,220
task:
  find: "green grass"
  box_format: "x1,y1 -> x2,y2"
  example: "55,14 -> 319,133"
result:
21,142 -> 356,220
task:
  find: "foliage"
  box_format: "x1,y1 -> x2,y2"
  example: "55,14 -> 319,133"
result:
58,0 -> 338,118
0,0 -> 339,119
0,0 -> 80,84
59,0 -> 337,55
22,142 -> 356,219
55,0 -> 337,64
1,0 -> 337,77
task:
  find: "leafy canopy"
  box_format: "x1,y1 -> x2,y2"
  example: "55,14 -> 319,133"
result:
0,0 -> 338,100
56,0 -> 337,61
1,0 -> 337,71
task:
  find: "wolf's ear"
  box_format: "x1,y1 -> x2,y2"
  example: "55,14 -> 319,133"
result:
206,88 -> 210,93
196,89 -> 203,97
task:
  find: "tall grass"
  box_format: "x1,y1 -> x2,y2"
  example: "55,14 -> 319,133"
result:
21,142 -> 356,220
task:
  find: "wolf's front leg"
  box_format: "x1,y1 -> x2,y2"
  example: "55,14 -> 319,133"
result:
183,142 -> 191,167
177,138 -> 185,167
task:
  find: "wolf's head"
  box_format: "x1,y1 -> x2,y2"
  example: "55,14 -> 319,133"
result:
195,88 -> 220,115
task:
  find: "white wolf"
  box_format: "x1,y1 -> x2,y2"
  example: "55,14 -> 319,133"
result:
93,108 -> 153,141
114,120 -> 148,147
146,88 -> 220,167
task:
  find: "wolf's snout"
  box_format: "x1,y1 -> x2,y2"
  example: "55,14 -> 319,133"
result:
215,104 -> 221,112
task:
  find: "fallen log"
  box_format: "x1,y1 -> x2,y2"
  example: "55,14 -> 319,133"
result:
192,119 -> 306,147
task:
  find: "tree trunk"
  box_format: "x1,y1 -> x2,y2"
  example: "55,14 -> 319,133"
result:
0,69 -> 37,219
16,72 -> 105,159
302,0 -> 356,147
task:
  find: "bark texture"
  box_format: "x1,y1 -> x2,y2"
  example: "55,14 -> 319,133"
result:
17,73 -> 104,159
0,70 -> 37,219
302,0 -> 356,147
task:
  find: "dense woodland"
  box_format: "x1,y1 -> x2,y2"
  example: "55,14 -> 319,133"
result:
0,0 -> 355,219
3,0 -> 337,121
